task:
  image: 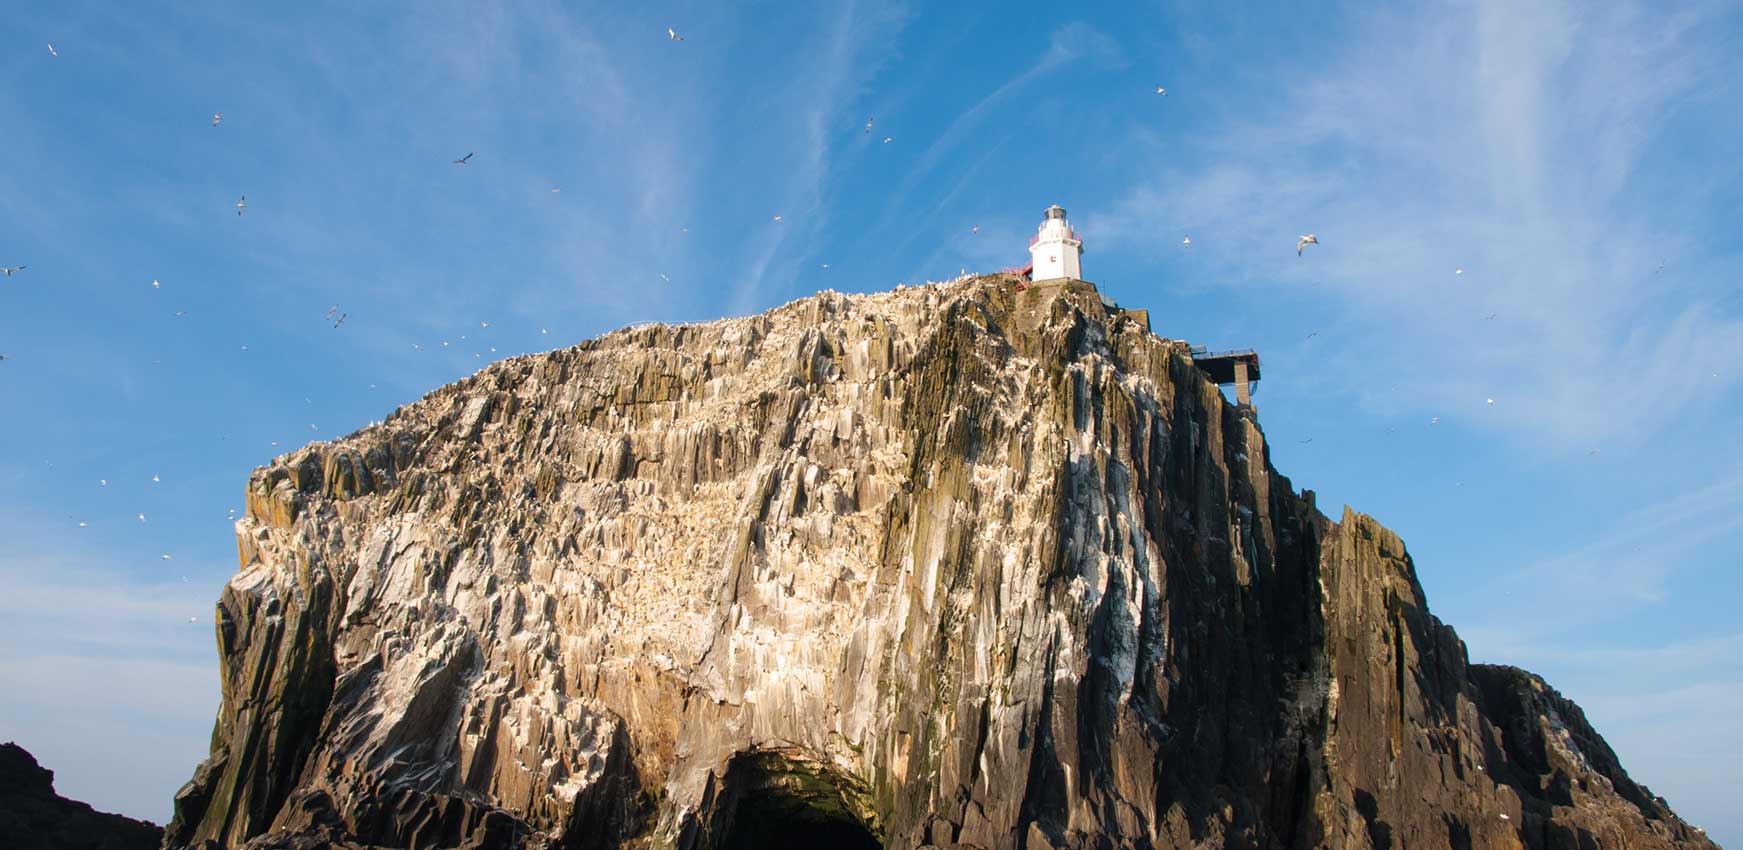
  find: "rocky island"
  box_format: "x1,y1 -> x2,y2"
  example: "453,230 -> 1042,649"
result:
160,275 -> 1718,850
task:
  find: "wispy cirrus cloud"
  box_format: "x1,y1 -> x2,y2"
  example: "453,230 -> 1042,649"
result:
0,555 -> 217,824
1088,0 -> 1743,447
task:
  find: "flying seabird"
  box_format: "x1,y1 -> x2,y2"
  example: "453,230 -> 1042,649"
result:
212,112 -> 222,127
333,313 -> 347,329
1155,85 -> 1166,95
1181,235 -> 1191,247
864,118 -> 873,134
452,152 -> 474,165
236,195 -> 246,216
0,265 -> 24,277
659,273 -> 670,283
971,225 -> 980,234
1455,267 -> 1464,275
1486,398 -> 1495,405
46,43 -> 57,57
772,215 -> 782,222
152,279 -> 160,288
883,137 -> 893,144
667,27 -> 684,41
1296,234 -> 1318,256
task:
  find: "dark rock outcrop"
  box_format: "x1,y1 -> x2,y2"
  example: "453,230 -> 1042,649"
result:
0,742 -> 162,850
163,276 -> 1719,850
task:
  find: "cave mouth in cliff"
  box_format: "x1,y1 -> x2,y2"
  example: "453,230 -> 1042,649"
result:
716,749 -> 882,850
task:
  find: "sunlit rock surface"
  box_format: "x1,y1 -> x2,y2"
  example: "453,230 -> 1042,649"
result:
164,276 -> 1718,850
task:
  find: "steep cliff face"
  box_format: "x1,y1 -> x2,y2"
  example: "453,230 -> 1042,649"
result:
164,276 -> 1716,850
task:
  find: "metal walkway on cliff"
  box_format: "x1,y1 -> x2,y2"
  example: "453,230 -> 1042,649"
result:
1191,347 -> 1261,406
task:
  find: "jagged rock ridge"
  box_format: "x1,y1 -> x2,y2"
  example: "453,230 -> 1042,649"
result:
164,276 -> 1717,850
0,742 -> 163,850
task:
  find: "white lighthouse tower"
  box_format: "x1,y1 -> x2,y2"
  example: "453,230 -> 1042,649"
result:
1028,204 -> 1083,281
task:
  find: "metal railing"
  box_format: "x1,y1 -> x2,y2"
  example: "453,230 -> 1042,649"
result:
1191,347 -> 1258,360
1028,229 -> 1081,247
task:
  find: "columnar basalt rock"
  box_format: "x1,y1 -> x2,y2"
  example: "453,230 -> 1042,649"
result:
164,276 -> 1717,850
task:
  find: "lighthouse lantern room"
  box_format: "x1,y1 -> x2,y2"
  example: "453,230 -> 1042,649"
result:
1028,204 -> 1083,281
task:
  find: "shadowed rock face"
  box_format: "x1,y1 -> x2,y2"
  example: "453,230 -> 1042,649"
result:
162,276 -> 1718,850
0,742 -> 162,850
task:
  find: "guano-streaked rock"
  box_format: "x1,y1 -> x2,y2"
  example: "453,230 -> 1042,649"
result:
164,275 -> 1718,850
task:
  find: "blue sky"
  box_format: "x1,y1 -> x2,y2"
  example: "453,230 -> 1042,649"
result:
2,0 -> 1739,842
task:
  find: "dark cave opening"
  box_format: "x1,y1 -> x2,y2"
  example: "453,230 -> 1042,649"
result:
714,749 -> 882,850
719,804 -> 881,850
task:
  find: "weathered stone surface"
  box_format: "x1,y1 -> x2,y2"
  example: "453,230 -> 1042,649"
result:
165,275 -> 1718,850
0,742 -> 162,850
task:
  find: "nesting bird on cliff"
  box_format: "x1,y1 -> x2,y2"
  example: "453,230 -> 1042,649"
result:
1296,234 -> 1318,255
0,265 -> 24,277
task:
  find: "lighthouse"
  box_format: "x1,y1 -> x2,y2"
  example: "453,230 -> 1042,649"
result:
1028,204 -> 1083,282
